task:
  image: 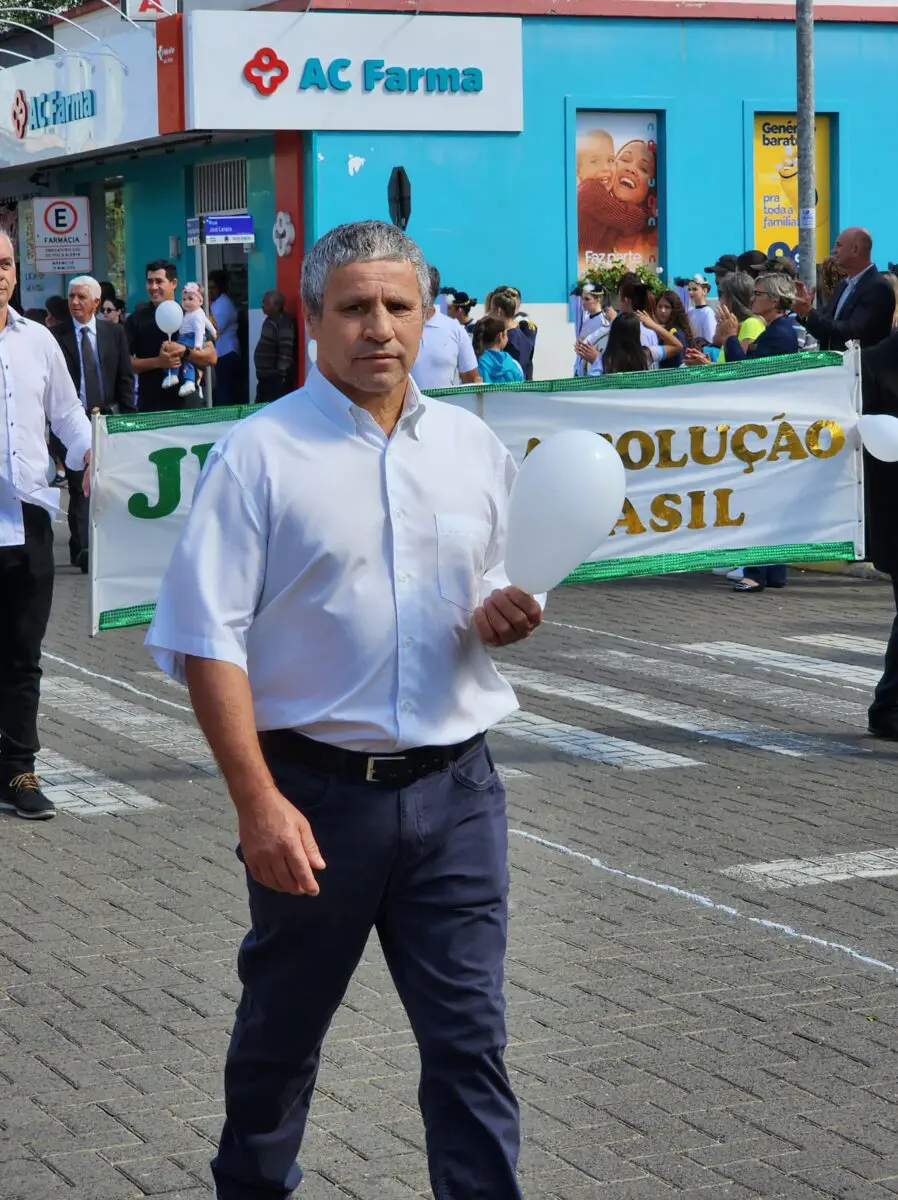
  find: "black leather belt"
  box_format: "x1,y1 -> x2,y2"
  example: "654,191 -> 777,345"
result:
258,728 -> 484,787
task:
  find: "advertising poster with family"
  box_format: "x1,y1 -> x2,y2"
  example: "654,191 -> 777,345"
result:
752,113 -> 831,265
576,111 -> 659,275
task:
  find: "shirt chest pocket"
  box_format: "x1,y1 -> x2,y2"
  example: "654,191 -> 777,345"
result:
435,513 -> 492,613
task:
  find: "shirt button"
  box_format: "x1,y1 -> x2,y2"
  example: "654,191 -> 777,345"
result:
397,571 -> 409,584
394,508 -> 404,520
401,701 -> 411,712
405,636 -> 414,648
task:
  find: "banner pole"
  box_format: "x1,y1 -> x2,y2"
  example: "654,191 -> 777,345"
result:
796,0 -> 816,290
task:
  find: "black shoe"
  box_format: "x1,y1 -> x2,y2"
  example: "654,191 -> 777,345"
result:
78,550 -> 88,574
868,722 -> 898,741
0,773 -> 56,820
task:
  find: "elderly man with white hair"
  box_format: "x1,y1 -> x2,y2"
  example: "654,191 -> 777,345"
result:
50,273 -> 134,573
0,235 -> 92,821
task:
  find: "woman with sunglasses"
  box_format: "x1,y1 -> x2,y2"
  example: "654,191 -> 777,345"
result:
101,298 -> 125,324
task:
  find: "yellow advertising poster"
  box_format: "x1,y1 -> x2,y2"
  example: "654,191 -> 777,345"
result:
753,114 -> 831,265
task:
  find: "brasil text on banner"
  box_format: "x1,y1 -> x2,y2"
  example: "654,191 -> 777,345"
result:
89,351 -> 863,634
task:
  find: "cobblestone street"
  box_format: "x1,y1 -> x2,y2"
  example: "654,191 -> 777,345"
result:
3,536 -> 898,1199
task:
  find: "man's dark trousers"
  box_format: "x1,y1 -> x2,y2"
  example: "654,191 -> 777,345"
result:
65,465 -> 88,564
211,738 -> 522,1200
869,575 -> 898,728
0,504 -> 54,783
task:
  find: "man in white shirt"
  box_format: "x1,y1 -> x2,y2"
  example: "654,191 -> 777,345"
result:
0,234 -> 91,820
209,271 -> 242,405
411,265 -> 480,389
146,220 -> 542,1200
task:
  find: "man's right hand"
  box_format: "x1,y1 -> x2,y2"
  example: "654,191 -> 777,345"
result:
159,342 -> 185,369
236,787 -> 326,895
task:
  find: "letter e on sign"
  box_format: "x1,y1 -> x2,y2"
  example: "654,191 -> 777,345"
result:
44,200 -> 78,235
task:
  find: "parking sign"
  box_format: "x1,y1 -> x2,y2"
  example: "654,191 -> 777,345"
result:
32,197 -> 92,273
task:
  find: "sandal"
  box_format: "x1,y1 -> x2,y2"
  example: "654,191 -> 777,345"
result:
732,579 -> 764,592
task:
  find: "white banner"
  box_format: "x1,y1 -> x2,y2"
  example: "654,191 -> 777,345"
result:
89,354 -> 863,633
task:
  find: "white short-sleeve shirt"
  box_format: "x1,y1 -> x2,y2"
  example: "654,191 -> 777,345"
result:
688,304 -> 718,345
146,367 -> 523,752
411,311 -> 479,390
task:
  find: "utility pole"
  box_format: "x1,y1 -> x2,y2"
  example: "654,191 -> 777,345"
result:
796,0 -> 816,290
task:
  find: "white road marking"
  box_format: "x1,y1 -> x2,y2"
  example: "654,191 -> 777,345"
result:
137,670 -> 188,691
496,765 -> 533,782
34,748 -> 161,817
511,829 -> 898,977
41,676 -> 217,776
503,666 -> 860,758
784,634 -> 885,658
44,674 -> 531,785
43,653 -> 193,712
721,848 -> 898,890
575,649 -> 865,727
495,711 -> 701,771
676,642 -> 880,688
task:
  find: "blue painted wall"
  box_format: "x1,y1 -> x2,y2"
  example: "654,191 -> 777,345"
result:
309,16 -> 898,302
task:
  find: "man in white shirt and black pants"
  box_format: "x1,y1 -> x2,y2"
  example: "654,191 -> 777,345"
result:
0,234 -> 92,819
147,221 -> 542,1199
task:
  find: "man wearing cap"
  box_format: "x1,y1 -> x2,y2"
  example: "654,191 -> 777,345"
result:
706,254 -> 738,291
738,250 -> 769,278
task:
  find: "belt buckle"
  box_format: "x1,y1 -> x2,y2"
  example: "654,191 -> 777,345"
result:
365,755 -> 405,783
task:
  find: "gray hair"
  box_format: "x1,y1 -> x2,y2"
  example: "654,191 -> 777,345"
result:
718,271 -> 754,323
69,275 -> 101,300
756,272 -> 796,311
301,220 -> 430,317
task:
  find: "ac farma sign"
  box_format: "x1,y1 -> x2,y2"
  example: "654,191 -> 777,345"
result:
184,12 -> 522,133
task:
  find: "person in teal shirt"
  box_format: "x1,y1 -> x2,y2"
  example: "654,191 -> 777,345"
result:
473,317 -> 525,384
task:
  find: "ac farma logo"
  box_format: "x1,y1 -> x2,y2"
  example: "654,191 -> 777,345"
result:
244,48 -> 290,97
242,49 -> 483,97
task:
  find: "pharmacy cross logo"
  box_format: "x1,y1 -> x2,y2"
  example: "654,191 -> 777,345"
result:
11,89 -> 28,139
243,47 -> 289,97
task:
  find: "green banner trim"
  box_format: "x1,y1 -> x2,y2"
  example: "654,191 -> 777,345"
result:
98,539 -> 858,631
425,351 -> 844,397
105,403 -> 261,435
563,540 -> 858,582
104,352 -> 845,434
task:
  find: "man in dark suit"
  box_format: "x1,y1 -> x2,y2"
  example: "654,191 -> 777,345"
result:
793,227 -> 895,350
51,275 -> 135,573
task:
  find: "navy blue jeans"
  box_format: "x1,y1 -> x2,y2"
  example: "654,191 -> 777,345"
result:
211,739 -> 521,1200
744,564 -> 788,587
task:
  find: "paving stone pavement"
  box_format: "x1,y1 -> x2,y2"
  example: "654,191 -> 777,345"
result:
3,538 -> 898,1199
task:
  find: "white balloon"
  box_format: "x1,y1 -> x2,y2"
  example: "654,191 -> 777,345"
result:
857,414 -> 898,463
505,430 -> 626,594
155,300 -> 184,337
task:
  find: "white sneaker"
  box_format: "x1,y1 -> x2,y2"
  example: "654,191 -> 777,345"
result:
711,568 -> 731,576
179,381 -> 197,397
161,374 -> 179,389
726,567 -> 744,581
